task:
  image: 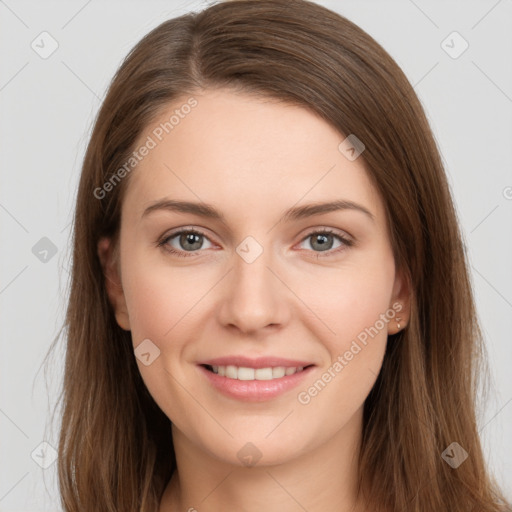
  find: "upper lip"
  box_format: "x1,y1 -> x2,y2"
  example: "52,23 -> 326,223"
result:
199,356 -> 315,369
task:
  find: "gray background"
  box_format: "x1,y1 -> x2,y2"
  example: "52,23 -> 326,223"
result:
1,0 -> 511,509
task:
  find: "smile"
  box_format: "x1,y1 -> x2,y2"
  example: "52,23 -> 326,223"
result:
205,364 -> 310,380
198,364 -> 315,402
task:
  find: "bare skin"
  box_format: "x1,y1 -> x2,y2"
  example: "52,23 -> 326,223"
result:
98,88 -> 410,512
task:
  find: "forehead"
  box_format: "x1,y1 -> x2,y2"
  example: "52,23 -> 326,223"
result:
122,88 -> 384,225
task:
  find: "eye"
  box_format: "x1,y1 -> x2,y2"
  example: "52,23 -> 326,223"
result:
157,227 -> 353,258
298,229 -> 353,257
157,228 -> 213,257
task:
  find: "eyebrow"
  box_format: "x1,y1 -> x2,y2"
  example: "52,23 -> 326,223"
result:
141,198 -> 375,224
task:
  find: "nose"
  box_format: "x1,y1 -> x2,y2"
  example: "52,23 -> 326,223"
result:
217,245 -> 290,335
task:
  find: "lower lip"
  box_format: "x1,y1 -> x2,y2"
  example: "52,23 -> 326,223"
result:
198,365 -> 315,402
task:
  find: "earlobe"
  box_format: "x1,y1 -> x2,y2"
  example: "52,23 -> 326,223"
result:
97,236 -> 131,331
389,267 -> 411,335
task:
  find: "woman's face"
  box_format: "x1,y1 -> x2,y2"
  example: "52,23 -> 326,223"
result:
101,88 -> 409,467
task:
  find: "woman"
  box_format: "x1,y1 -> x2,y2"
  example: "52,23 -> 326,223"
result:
50,0 -> 511,510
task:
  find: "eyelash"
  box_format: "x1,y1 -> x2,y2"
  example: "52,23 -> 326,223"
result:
157,227 -> 353,259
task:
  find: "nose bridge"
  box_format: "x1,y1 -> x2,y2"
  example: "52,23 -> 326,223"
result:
218,236 -> 287,332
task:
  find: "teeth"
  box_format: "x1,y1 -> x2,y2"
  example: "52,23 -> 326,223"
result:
272,366 -> 286,378
209,365 -> 306,380
226,365 -> 238,379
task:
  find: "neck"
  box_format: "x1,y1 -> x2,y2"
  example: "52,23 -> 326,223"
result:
159,407 -> 365,512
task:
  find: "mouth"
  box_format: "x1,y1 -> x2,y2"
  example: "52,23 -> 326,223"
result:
198,363 -> 316,402
201,364 -> 315,381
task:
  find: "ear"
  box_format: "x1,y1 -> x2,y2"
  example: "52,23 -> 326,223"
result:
97,236 -> 131,331
388,265 -> 411,335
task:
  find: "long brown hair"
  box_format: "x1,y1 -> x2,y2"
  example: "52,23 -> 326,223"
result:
45,0 -> 511,510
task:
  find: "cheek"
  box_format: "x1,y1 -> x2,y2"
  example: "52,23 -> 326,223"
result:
293,249 -> 395,410
295,269 -> 394,432
298,252 -> 396,348
122,258 -> 204,345
122,261 -> 206,423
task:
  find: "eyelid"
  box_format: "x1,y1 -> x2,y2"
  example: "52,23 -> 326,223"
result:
300,226 -> 353,243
